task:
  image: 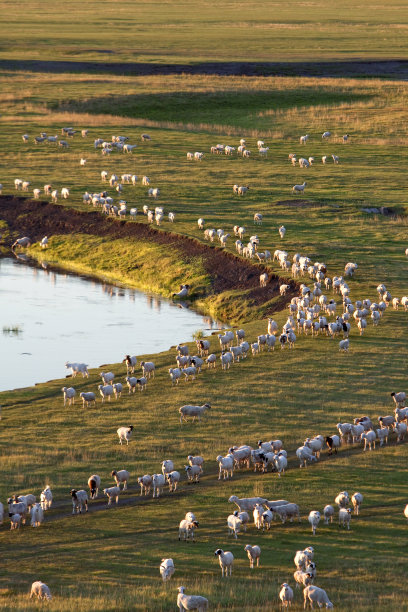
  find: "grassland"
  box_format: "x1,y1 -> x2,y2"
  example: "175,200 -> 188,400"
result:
1,1 -> 408,609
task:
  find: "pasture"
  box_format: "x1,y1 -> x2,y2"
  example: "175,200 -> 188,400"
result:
1,1 -> 408,610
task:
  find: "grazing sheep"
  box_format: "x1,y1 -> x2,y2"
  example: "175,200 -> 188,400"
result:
12,236 -> 32,249
169,367 -> 182,385
303,586 -> 333,609
308,511 -> 321,535
229,495 -> 267,513
339,507 -> 352,529
323,505 -> 335,524
322,131 -> 331,139
179,403 -> 211,424
70,489 -> 88,514
117,425 -> 134,445
244,544 -> 261,568
30,582 -> 52,601
160,558 -> 175,582
274,503 -> 301,524
279,583 -> 294,608
294,570 -> 313,589
177,586 -> 208,611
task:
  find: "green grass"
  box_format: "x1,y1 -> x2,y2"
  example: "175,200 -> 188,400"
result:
1,2 -> 408,608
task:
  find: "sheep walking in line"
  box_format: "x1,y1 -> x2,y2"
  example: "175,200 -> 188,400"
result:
70,489 -> 88,514
103,486 -> 121,505
112,469 -> 130,490
88,475 -> 101,499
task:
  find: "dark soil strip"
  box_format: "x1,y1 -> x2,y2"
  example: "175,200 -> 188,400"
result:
0,196 -> 297,314
1,59 -> 407,79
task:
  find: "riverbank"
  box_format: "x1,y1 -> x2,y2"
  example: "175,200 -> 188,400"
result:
0,196 -> 296,323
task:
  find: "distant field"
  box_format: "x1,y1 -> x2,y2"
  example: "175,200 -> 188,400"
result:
2,0 -> 408,65
1,2 -> 408,609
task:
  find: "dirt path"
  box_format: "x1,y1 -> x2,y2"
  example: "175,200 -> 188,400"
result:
0,196 -> 297,314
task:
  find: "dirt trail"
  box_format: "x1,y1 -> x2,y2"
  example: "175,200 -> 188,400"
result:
0,196 -> 297,314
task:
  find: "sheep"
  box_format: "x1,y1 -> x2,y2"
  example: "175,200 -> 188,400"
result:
30,582 -> 52,601
140,361 -> 155,378
40,486 -> 53,511
244,544 -> 261,568
179,403 -> 211,424
125,376 -> 138,393
337,422 -> 352,444
188,455 -> 204,473
103,486 -> 121,505
325,434 -> 341,456
296,445 -> 317,468
227,513 -> 242,538
33,188 -> 41,199
351,492 -> 363,515
339,338 -> 349,352
161,460 -> 174,477
30,503 -> 44,527
138,475 -> 153,496
322,131 -> 331,139
185,464 -> 201,482
136,377 -> 148,391
361,430 -> 376,450
177,586 -> 208,611
169,367 -> 182,385
300,134 -> 309,144
294,548 -> 314,570
378,415 -> 395,429
228,495 -> 267,513
261,509 -> 273,530
335,491 -> 350,508
274,503 -> 301,524
10,513 -> 22,529
169,212 -> 175,222
148,187 -> 160,199
88,475 -> 101,499
260,272 -> 268,287
258,147 -> 269,156
279,583 -> 294,608
216,454 -> 234,480
197,217 -> 205,230
214,549 -> 234,577
117,425 -> 134,445
294,570 -> 314,588
98,384 -> 113,402
332,154 -> 340,164
404,505 -> 408,520
376,426 -> 389,446
65,361 -> 89,378
391,391 -> 406,408
292,181 -> 307,194
179,518 -> 199,541
61,187 -> 70,199
323,504 -> 335,524
394,421 -> 407,442
303,586 -> 333,609
100,371 -> 114,385
351,423 -> 364,443
62,386 -> 76,406
252,503 -> 264,529
123,143 -> 137,153
159,558 -> 175,583
279,225 -> 286,238
12,236 -> 32,249
70,489 -> 88,514
308,511 -> 320,535
152,473 -> 166,497
182,365 -> 197,381
120,356 -> 137,376
206,354 -> 216,368
254,213 -> 263,225
339,507 -> 352,530
299,157 -> 310,168
113,383 -> 123,399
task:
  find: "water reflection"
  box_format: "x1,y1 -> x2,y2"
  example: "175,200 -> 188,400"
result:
0,258 -> 223,392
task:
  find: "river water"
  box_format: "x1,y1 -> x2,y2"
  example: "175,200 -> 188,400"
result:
0,257 -> 222,392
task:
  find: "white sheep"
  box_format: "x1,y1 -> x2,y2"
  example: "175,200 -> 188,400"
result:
214,549 -> 234,577
177,586 -> 208,611
30,582 -> 52,601
112,469 -> 129,490
361,430 -> 376,450
179,403 -> 211,424
339,507 -> 352,529
117,425 -> 134,445
322,131 -> 331,139
30,503 -> 44,527
113,383 -> 123,399
40,486 -> 53,510
216,454 -> 234,480
70,489 -> 88,514
323,504 -> 335,524
229,495 -> 267,513
166,471 -> 181,492
185,464 -> 201,482
98,384 -> 113,402
294,570 -> 313,588
88,475 -> 101,499
227,513 -> 242,538
244,544 -> 261,568
351,492 -> 363,515
303,586 -> 333,609
294,548 -> 314,570
103,486 -> 121,505
137,475 -> 152,496
279,225 -> 286,238
300,134 -> 309,144
308,510 -> 320,535
140,361 -> 155,378
66,361 -> 89,378
10,513 -> 22,530
62,386 -> 76,406
279,583 -> 294,608
160,558 -> 175,582
292,181 -> 307,194
152,473 -> 166,497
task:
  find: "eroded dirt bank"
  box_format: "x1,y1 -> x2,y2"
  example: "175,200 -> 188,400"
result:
0,196 -> 298,317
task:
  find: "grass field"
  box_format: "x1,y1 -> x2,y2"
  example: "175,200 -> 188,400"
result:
1,2 -> 408,610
